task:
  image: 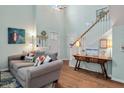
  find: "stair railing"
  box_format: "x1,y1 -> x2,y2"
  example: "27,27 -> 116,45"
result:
70,8 -> 109,47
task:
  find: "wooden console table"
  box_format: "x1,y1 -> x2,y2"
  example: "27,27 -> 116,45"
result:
73,55 -> 112,79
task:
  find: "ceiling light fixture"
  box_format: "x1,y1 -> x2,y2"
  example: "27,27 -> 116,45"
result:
52,5 -> 66,11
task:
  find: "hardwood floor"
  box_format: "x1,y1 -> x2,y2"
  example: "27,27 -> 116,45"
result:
57,61 -> 124,88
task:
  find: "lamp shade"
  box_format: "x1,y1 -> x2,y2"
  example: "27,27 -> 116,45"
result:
107,39 -> 112,48
75,40 -> 81,48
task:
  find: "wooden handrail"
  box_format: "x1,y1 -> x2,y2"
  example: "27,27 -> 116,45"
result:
70,10 -> 109,47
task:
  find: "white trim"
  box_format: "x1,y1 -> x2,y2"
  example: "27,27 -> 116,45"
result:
62,58 -> 69,61
0,68 -> 9,72
69,62 -> 75,67
69,62 -> 112,77
108,74 -> 112,78
112,77 -> 124,83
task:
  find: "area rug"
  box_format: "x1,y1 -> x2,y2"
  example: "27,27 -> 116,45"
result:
0,72 -> 22,88
0,72 -> 52,88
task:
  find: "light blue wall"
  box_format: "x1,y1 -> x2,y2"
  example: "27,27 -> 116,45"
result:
110,6 -> 124,83
0,6 -> 35,69
64,5 -> 108,58
0,5 -> 66,69
35,6 -> 66,59
64,5 -> 112,75
112,25 -> 124,83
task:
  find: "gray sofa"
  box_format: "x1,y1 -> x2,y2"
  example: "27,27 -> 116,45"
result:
8,53 -> 63,88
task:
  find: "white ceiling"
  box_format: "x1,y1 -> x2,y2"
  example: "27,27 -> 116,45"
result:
110,5 -> 124,26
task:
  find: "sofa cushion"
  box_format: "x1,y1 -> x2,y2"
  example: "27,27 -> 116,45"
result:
17,66 -> 34,81
10,60 -> 26,68
11,60 -> 34,71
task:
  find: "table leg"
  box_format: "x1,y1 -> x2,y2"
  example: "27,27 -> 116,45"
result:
102,63 -> 108,79
74,60 -> 79,71
100,63 -> 108,79
0,71 -> 1,87
100,64 -> 104,74
0,71 -> 1,82
77,61 -> 81,70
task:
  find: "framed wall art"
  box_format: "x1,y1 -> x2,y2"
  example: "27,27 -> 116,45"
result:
8,27 -> 25,44
50,32 -> 58,40
100,39 -> 107,49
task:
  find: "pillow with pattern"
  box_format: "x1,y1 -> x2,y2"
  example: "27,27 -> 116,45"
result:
43,55 -> 52,64
34,56 -> 46,66
27,51 -> 35,57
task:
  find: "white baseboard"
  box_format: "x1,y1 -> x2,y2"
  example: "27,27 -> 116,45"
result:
0,68 -> 9,71
62,58 -> 69,60
112,77 -> 124,83
69,63 -> 75,67
108,74 -> 112,78
69,63 -> 112,77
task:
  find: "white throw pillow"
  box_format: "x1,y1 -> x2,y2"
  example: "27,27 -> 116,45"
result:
34,56 -> 45,66
25,56 -> 34,62
34,59 -> 38,66
43,55 -> 52,64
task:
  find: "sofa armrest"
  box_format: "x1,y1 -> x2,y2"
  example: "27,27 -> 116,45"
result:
8,54 -> 26,69
8,54 -> 25,61
27,60 -> 63,79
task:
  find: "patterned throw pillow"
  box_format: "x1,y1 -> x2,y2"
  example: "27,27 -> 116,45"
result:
34,51 -> 45,59
25,56 -> 34,62
43,55 -> 52,64
20,55 -> 25,60
27,51 -> 35,57
47,53 -> 58,61
34,56 -> 46,66
24,51 -> 36,62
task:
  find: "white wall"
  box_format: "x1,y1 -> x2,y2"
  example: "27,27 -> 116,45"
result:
110,6 -> 124,83
35,6 -> 66,59
110,6 -> 124,26
0,6 -> 35,69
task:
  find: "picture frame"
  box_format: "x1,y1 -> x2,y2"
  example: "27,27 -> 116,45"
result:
50,32 -> 58,40
8,27 -> 25,44
100,39 -> 107,49
86,48 -> 99,56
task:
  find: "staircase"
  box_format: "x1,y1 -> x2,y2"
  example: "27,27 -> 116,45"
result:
70,7 -> 111,56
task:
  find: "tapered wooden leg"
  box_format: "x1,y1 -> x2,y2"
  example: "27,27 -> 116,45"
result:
100,64 -> 104,74
100,63 -> 108,79
102,63 -> 108,79
0,71 -> 1,82
0,72 -> 1,84
52,80 -> 58,88
77,61 -> 81,70
74,60 -> 79,71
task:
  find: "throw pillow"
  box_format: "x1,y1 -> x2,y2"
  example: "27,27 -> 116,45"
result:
34,56 -> 46,66
25,56 -> 34,62
43,55 -> 52,64
27,51 -> 35,57
34,51 -> 45,61
20,55 -> 25,60
47,53 -> 58,61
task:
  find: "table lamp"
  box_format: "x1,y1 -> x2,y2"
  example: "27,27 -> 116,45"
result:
107,39 -> 112,58
75,40 -> 81,55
